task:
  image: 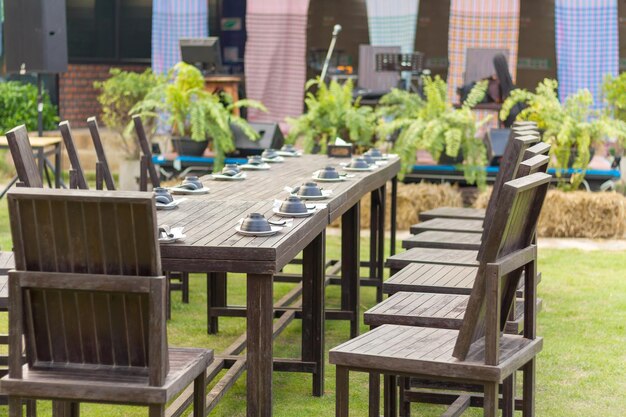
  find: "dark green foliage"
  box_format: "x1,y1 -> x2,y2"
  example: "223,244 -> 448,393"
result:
0,81 -> 59,133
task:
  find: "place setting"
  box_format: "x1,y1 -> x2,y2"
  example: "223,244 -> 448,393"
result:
158,224 -> 186,244
261,148 -> 285,163
340,157 -> 378,172
311,166 -> 351,182
276,144 -> 302,157
168,175 -> 210,195
272,195 -> 325,218
241,155 -> 271,170
154,187 -> 186,210
284,181 -> 333,200
211,163 -> 248,180
234,212 -> 292,237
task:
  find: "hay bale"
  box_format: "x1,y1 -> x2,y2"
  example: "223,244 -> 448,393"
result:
537,191 -> 626,238
355,182 -> 463,231
473,187 -> 493,209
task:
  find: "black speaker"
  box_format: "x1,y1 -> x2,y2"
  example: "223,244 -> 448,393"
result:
4,0 -> 68,74
485,128 -> 511,166
230,122 -> 285,157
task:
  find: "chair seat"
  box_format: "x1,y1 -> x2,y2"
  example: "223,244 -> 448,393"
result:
386,248 -> 479,271
403,231 -> 482,251
384,263 -> 478,295
364,292 -> 537,334
410,218 -> 484,234
0,347 -> 213,405
329,325 -> 542,383
419,207 -> 485,221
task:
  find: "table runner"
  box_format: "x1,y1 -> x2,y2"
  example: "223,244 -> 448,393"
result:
245,0 -> 310,127
151,0 -> 209,75
366,0 -> 420,53
555,0 -> 618,108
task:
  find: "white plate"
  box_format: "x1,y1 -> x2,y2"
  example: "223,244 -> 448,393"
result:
241,163 -> 271,170
290,189 -> 332,200
158,227 -> 186,244
156,200 -> 182,210
342,166 -> 376,172
272,207 -> 316,218
276,151 -> 302,157
212,173 -> 247,181
312,176 -> 347,182
169,186 -> 210,195
262,156 -> 285,163
235,225 -> 282,237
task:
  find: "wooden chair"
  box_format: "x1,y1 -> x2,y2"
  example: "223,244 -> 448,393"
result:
5,125 -> 43,188
331,172 -> 551,417
86,117 -> 116,191
133,115 -> 189,310
402,153 -> 550,251
59,121 -> 89,190
1,188 -> 212,417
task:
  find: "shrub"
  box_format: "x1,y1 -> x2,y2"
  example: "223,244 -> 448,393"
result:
0,81 -> 58,133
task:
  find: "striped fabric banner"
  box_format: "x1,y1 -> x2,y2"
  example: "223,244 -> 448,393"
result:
245,0 -> 310,125
366,0 -> 420,53
447,0 -> 520,102
151,0 -> 208,75
555,0 -> 618,108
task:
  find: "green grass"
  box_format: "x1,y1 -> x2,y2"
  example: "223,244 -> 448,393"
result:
0,197 -> 624,416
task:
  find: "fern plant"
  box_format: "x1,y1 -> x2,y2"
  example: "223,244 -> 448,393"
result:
500,78 -> 626,190
286,78 -> 376,153
131,62 -> 266,170
376,76 -> 489,188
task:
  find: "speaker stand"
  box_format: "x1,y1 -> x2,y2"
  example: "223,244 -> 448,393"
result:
37,73 -> 44,137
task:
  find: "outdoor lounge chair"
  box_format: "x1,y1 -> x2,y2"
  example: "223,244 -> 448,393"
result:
330,172 -> 551,417
1,187 -> 212,417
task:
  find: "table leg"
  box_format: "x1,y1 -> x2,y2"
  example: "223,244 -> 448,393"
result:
390,176 -> 398,256
369,189 -> 379,284
207,272 -> 227,334
247,273 -> 273,417
342,203 -> 360,338
377,184 -> 386,302
302,231 -> 325,396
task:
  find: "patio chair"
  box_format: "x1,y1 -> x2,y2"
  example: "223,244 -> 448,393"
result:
133,115 -> 190,309
330,172 -> 551,417
59,121 -> 89,190
86,117 -> 116,190
5,125 -> 43,188
1,187 -> 212,417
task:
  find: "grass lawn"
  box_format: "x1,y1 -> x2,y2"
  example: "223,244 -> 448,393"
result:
0,197 -> 624,416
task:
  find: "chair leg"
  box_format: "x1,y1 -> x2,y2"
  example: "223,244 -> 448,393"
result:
369,372 -> 380,417
383,375 -> 398,417
26,400 -> 36,417
336,366 -> 349,417
182,272 -> 190,304
8,396 -> 22,417
52,401 -> 79,417
503,374 -> 516,417
522,359 -> 536,417
149,405 -> 165,417
193,370 -> 207,417
483,382 -> 498,417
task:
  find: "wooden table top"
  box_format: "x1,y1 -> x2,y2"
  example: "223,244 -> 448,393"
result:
0,136 -> 62,148
158,154 -> 400,274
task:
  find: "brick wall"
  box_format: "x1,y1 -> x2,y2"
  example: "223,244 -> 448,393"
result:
58,63 -> 149,127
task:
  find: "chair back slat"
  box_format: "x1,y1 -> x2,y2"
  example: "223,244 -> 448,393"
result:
523,141 -> 550,159
86,117 -> 116,191
59,121 -> 89,190
5,125 -> 43,188
133,115 -> 160,188
453,172 -> 551,360
517,154 -> 549,177
7,188 -> 166,383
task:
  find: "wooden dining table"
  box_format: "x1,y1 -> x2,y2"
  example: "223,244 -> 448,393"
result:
157,154 -> 400,416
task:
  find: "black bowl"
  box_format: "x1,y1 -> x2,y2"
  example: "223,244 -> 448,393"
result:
262,149 -> 279,159
318,166 -> 340,179
281,144 -> 297,153
241,213 -> 272,232
361,153 -> 375,165
279,196 -> 308,214
154,187 -> 173,204
297,182 -> 323,197
366,148 -> 383,159
347,157 -> 370,169
223,163 -> 241,173
248,155 -> 264,165
182,175 -> 203,190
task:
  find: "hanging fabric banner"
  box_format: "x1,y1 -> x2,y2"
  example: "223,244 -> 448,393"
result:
245,0 -> 310,126
447,0 -> 520,102
151,0 -> 209,75
555,0 -> 618,108
366,0 -> 420,53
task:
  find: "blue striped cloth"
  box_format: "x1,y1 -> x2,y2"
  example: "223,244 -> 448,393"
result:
555,0 -> 618,108
151,0 -> 209,74
366,0 -> 420,53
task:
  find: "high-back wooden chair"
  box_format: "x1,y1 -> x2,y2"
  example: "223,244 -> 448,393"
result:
1,188 -> 212,417
86,117 -> 116,191
133,115 -> 161,191
59,121 -> 89,190
5,125 -> 43,188
331,172 -> 551,417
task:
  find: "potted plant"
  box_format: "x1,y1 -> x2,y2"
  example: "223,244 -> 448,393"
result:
286,78 -> 377,153
132,62 -> 266,170
500,78 -> 626,190
376,76 -> 489,188
94,68 -> 161,190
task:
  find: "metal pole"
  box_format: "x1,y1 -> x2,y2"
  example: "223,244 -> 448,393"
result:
320,24 -> 342,82
37,73 -> 44,137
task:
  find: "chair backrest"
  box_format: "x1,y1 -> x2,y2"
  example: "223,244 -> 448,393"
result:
59,121 -> 89,190
453,172 -> 551,361
7,188 -> 167,385
517,154 -> 550,177
86,117 -> 116,191
5,125 -> 43,188
133,115 -> 160,189
523,141 -> 550,160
